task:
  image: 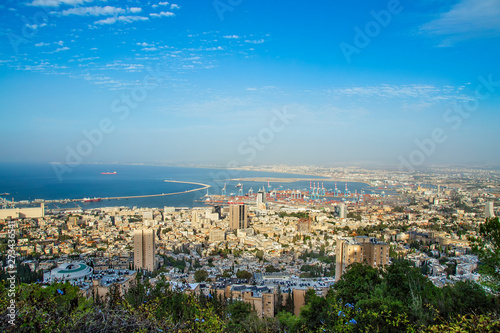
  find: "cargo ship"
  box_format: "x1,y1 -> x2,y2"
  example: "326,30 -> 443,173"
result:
101,171 -> 117,175
82,197 -> 101,203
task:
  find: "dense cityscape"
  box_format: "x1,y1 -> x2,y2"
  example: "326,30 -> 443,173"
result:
1,164 -> 500,331
2,0 -> 500,331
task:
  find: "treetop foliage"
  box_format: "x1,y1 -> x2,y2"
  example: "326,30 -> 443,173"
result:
470,217 -> 500,293
1,259 -> 500,332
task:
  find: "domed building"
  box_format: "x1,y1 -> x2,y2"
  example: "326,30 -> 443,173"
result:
44,262 -> 93,283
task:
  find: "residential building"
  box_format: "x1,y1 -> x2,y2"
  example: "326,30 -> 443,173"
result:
257,188 -> 267,210
229,204 -> 248,230
134,229 -> 156,272
335,236 -> 390,281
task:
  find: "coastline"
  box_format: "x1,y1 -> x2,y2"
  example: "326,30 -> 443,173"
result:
96,180 -> 211,201
227,177 -> 372,186
1,163 -> 373,206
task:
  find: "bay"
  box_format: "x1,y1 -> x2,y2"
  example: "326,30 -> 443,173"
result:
0,163 -> 373,209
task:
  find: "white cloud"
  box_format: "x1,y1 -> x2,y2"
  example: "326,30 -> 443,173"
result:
95,15 -> 149,25
56,40 -> 64,45
334,84 -> 439,98
124,64 -> 144,72
158,2 -> 169,6
149,11 -> 175,18
35,42 -> 50,47
61,6 -> 126,16
223,35 -> 240,39
54,46 -> 70,52
27,0 -> 95,7
329,84 -> 471,103
170,4 -> 180,10
245,86 -> 277,91
421,0 -> 500,43
205,46 -> 224,51
128,7 -> 142,13
76,56 -> 99,61
245,39 -> 265,44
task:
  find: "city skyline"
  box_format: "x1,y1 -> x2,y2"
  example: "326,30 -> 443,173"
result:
1,0 -> 500,167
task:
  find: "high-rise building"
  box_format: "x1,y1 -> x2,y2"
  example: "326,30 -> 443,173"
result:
338,203 -> 347,219
335,236 -> 389,281
134,229 -> 156,272
229,204 -> 248,230
257,188 -> 267,210
485,202 -> 495,218
68,216 -> 79,227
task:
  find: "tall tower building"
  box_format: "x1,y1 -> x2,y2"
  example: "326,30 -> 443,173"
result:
335,236 -> 389,281
229,204 -> 248,230
339,203 -> 347,219
134,229 -> 156,272
257,187 -> 267,210
485,202 -> 495,218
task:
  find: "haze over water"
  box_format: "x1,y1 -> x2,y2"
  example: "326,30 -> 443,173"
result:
0,163 -> 371,208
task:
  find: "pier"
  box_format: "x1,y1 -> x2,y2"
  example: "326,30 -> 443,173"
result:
1,181 -> 212,207
90,180 -> 211,201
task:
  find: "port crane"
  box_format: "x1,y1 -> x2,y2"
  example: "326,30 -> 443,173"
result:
334,183 -> 341,196
359,190 -> 365,203
344,183 -> 351,197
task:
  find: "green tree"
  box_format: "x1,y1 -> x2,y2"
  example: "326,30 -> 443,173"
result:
424,314 -> 500,333
275,285 -> 284,315
0,282 -> 91,332
277,311 -> 302,333
235,270 -> 252,279
439,281 -> 496,319
334,262 -> 382,305
227,300 -> 253,332
470,217 -> 500,292
382,260 -> 440,327
194,269 -> 209,282
284,291 -> 295,314
300,289 -> 329,331
265,265 -> 280,273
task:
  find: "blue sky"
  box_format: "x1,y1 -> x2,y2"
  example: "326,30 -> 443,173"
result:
0,0 -> 499,168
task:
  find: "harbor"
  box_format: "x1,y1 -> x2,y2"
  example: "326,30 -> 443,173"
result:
0,180 -> 211,209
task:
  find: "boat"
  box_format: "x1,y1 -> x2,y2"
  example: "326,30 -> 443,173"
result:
235,183 -> 242,188
101,171 -> 117,175
82,197 -> 101,203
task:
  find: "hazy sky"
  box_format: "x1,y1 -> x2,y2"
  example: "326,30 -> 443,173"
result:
1,0 -> 499,168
